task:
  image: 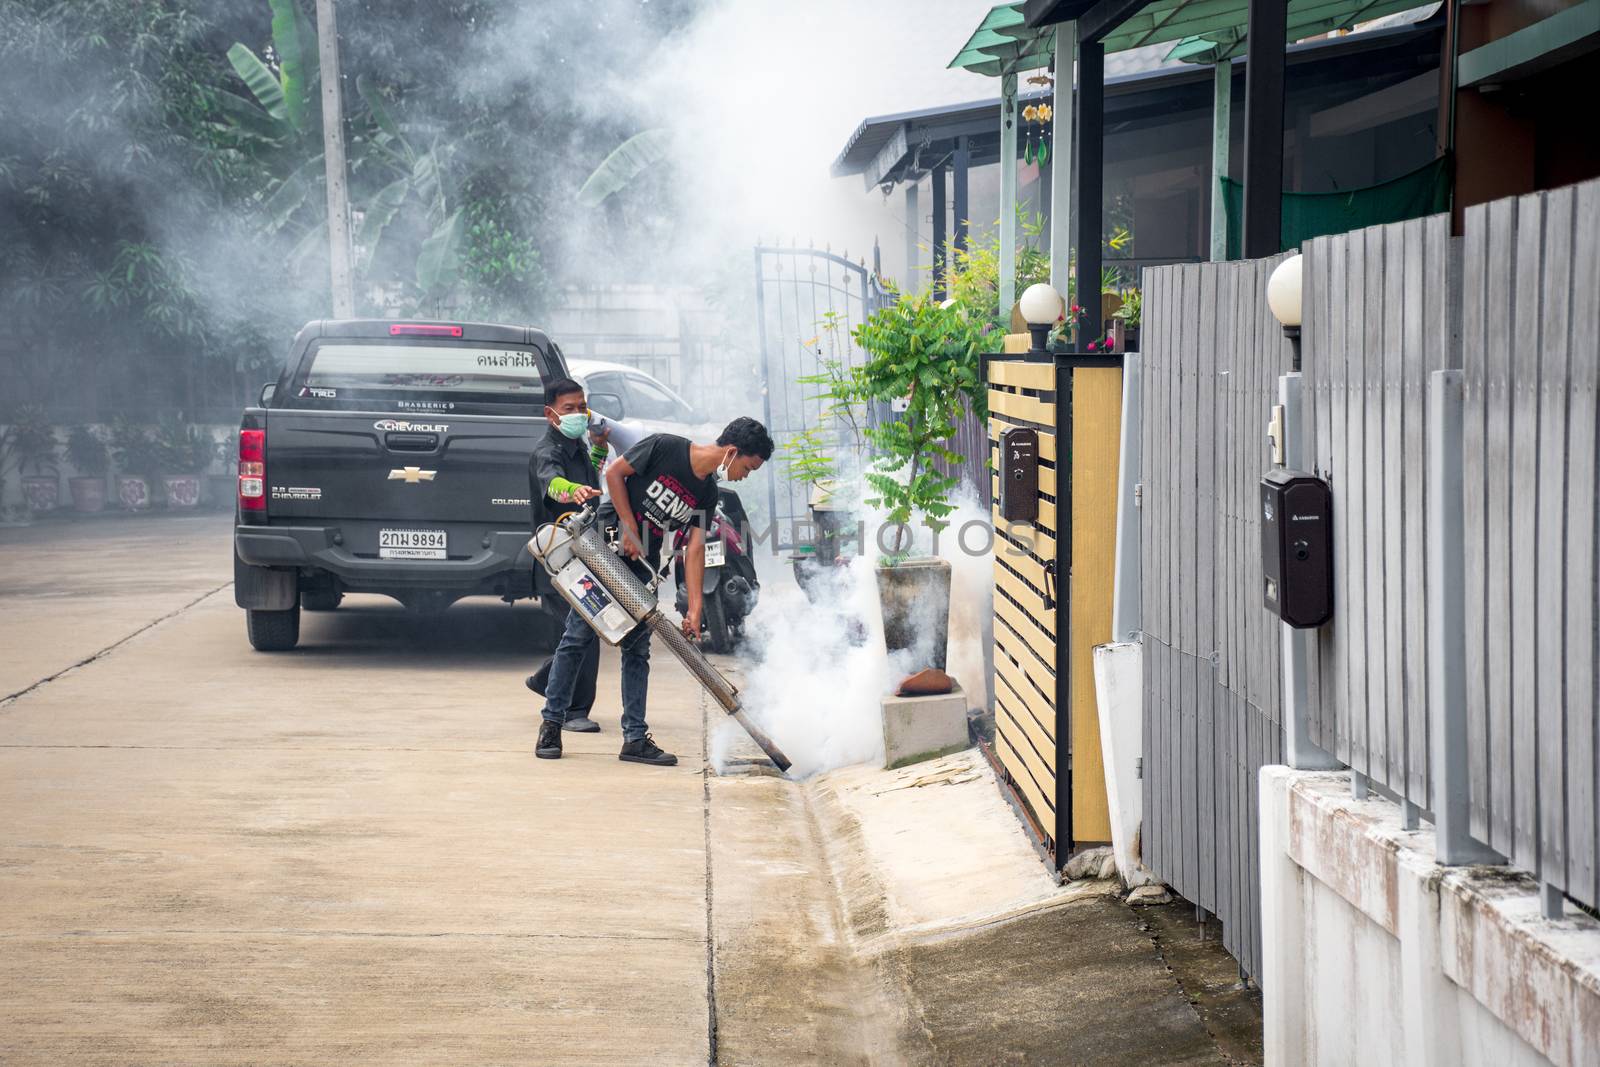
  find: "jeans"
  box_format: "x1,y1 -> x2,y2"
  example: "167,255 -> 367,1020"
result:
541,603 -> 653,742
531,603 -> 597,717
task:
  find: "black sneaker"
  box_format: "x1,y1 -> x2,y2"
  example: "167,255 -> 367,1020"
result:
525,672 -> 547,697
562,716 -> 602,733
619,733 -> 678,766
536,720 -> 563,759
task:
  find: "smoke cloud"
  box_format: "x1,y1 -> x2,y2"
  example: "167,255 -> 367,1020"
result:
723,482 -> 994,780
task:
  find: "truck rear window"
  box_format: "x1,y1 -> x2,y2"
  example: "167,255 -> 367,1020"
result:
287,341 -> 546,416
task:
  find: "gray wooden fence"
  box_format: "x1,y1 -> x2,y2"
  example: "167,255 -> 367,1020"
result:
1140,255 -> 1293,980
1298,214 -> 1458,807
1460,180 -> 1600,911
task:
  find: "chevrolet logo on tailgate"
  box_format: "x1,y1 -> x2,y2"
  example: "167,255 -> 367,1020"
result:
388,467 -> 437,484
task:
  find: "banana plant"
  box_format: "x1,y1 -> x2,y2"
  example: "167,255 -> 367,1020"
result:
576,128 -> 671,208
220,0 -> 321,232
352,75 -> 465,305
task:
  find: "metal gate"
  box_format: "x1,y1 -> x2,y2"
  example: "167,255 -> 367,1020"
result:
753,243 -> 891,547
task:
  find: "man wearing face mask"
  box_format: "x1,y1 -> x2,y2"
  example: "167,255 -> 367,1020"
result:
536,417 -> 774,766
526,378 -> 609,733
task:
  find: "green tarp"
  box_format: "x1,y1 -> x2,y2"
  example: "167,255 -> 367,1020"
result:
1221,155 -> 1451,258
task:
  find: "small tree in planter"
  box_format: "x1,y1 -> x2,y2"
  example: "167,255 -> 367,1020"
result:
208,430 -> 237,510
109,416 -> 157,512
852,293 -> 986,673
6,406 -> 62,515
65,425 -> 111,513
153,418 -> 209,509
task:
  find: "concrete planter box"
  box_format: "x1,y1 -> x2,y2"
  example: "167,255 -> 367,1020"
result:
161,473 -> 201,509
206,473 -> 235,509
21,475 -> 59,513
68,477 -> 106,513
116,475 -> 151,512
881,682 -> 969,769
875,557 -> 951,671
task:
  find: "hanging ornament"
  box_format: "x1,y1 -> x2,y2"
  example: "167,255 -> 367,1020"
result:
1037,138 -> 1050,166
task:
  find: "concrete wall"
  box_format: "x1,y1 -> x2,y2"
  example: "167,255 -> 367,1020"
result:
1260,767 -> 1600,1067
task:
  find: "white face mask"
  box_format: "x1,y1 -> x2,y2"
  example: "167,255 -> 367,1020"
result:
715,449 -> 734,481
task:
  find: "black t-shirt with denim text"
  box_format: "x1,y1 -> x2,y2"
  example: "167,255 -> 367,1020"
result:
598,433 -> 716,564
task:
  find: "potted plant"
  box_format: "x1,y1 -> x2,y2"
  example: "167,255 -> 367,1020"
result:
852,293 -> 985,672
65,425 -> 111,513
784,314 -> 874,596
109,416 -> 156,512
208,429 -> 237,509
153,417 -> 208,509
1111,286 -> 1141,352
8,405 -> 61,514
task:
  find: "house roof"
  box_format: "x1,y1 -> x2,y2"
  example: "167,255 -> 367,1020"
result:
838,16 -> 1440,188
951,0 -> 1439,72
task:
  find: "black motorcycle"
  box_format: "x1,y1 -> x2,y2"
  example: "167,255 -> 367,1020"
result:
674,487 -> 759,653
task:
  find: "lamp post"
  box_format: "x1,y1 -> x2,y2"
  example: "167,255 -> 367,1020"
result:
1266,253 -> 1303,370
1019,282 -> 1065,357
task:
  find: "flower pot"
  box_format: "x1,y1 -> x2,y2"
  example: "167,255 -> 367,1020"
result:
206,473 -> 235,510
21,475 -> 59,513
875,557 -> 952,672
117,475 -> 151,512
161,473 -> 202,509
69,477 -> 106,514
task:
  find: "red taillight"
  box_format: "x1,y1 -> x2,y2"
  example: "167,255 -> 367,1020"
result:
390,323 -> 463,337
239,429 -> 265,511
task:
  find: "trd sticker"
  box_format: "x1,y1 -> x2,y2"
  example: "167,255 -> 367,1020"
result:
298,386 -> 337,399
271,486 -> 323,501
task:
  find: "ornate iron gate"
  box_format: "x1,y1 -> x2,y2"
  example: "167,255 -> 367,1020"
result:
752,243 -> 891,547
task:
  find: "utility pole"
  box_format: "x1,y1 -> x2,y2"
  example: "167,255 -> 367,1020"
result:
316,0 -> 355,317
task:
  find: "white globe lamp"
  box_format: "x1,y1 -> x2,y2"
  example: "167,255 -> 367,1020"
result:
1266,253 -> 1304,369
1018,282 -> 1064,354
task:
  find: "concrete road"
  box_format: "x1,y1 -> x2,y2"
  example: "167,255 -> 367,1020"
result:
0,513 -> 1260,1066
1,512 -> 713,1065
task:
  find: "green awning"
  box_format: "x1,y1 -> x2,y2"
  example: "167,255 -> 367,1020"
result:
1152,0 -> 1432,62
948,3 -> 1056,76
950,0 -> 1434,74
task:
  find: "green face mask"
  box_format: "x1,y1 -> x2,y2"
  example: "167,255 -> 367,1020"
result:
557,412 -> 589,439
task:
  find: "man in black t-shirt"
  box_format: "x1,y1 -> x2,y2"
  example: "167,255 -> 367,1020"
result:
536,417 -> 775,766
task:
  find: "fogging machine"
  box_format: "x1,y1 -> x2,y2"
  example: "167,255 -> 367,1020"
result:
529,505 -> 791,772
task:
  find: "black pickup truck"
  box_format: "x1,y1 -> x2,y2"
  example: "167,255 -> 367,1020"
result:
233,319 -> 566,651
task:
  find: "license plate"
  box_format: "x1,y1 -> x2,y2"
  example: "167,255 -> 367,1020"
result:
704,539 -> 725,568
379,528 -> 447,559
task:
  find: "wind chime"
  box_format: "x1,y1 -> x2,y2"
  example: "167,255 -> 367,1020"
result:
1021,75 -> 1054,166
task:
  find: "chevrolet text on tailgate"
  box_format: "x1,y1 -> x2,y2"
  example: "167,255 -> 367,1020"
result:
233,319 -> 568,651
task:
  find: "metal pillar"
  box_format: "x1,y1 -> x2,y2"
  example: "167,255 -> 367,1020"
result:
1111,353 -> 1142,642
1241,0 -> 1286,259
999,72 -> 1020,321
932,163 -> 948,300
315,0 -> 355,318
1209,62 -> 1232,263
1427,369 -> 1504,864
1279,372 -> 1342,770
953,136 -> 971,260
904,180 -> 921,295
1073,41 -> 1105,345
1049,23 -> 1077,295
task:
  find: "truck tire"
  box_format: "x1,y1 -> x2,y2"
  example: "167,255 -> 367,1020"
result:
302,589 -> 342,612
246,605 -> 301,651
